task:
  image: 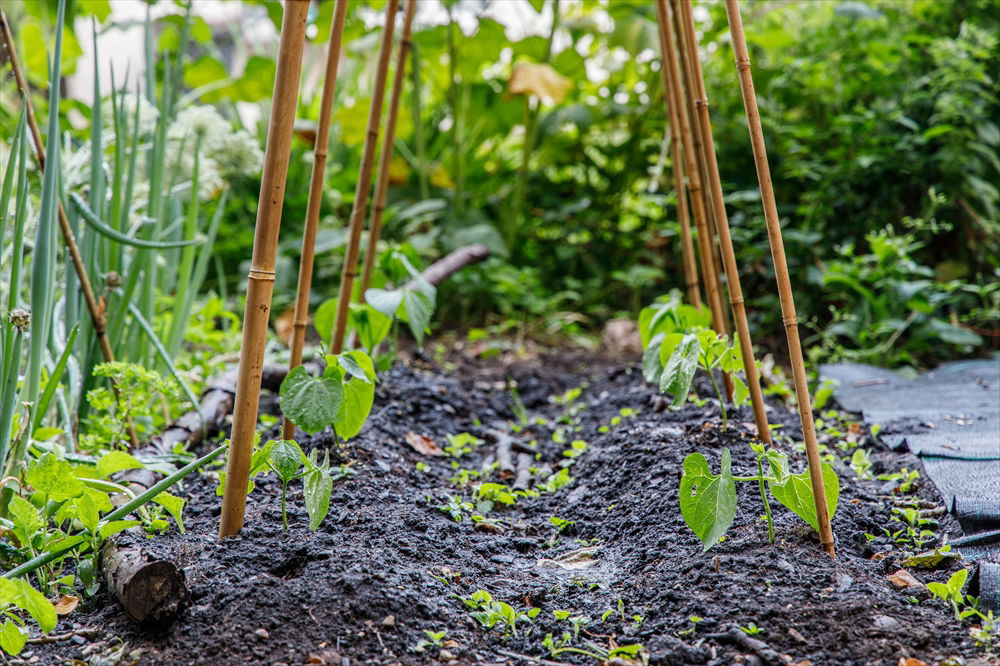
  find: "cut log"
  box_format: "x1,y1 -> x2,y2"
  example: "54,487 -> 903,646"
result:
491,429 -> 515,479
513,452 -> 533,491
100,536 -> 187,624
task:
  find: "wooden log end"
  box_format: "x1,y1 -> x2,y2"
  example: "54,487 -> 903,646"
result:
102,541 -> 188,624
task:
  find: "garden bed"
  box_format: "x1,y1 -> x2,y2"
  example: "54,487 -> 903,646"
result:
24,352 -> 991,666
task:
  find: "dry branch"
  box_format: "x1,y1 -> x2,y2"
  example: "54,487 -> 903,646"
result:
513,452 -> 533,491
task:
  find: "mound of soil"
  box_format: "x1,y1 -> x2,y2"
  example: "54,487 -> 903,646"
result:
26,353 -> 994,666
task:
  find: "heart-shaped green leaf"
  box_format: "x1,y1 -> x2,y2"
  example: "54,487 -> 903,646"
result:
269,439 -> 305,481
279,366 -> 342,434
768,461 -> 840,533
659,333 -> 699,408
679,449 -> 737,552
332,351 -> 377,439
304,450 -> 333,531
641,332 -> 664,384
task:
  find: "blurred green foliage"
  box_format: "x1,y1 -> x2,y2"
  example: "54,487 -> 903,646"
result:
4,0 -> 998,369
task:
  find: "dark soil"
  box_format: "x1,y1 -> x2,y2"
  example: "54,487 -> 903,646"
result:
24,351 -> 996,666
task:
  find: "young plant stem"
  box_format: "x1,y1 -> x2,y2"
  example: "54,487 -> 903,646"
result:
219,0 -> 310,539
283,0 -> 348,441
756,453 -> 775,543
358,0 -> 418,301
653,0 -> 731,398
706,365 -> 728,430
280,479 -> 289,530
329,0 -> 401,354
725,0 -> 835,556
673,0 -> 771,443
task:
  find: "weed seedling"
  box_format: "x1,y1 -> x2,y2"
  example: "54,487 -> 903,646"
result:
740,622 -> 764,636
677,615 -> 703,637
458,590 -> 540,638
878,467 -> 921,493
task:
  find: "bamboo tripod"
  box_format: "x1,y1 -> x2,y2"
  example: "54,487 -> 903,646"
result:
282,0 -> 349,442
329,0 -> 401,354
668,0 -> 770,444
724,0 -> 835,555
653,0 -> 733,400
653,6 -> 700,310
219,0 -> 310,538
358,0 -> 418,301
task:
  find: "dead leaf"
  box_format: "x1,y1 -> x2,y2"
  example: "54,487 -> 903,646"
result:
887,569 -> 923,588
897,659 -> 929,666
53,595 -> 79,615
507,63 -> 572,103
405,431 -> 442,456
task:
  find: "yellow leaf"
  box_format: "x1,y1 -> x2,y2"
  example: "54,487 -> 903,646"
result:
507,63 -> 572,103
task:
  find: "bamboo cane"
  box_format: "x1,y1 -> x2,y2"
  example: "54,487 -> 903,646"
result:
654,8 -> 701,310
724,0 -> 834,555
674,0 -> 770,444
653,0 -> 731,393
1,9 -> 141,447
357,0 -> 417,304
219,0 -> 310,538
329,0 -> 401,354
282,0 -> 349,442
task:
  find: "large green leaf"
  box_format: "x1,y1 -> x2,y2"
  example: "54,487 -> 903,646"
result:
25,454 -> 84,501
402,288 -> 434,347
768,461 -> 840,533
0,578 -> 57,633
349,303 -> 392,352
330,352 -> 377,439
0,619 -> 27,656
679,450 -> 737,552
279,367 -> 343,434
304,451 -> 333,531
641,332 -> 664,384
269,439 -> 305,482
659,333 -> 699,408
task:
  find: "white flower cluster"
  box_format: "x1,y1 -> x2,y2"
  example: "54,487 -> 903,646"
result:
165,105 -> 263,199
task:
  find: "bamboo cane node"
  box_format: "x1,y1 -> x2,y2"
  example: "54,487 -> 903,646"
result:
694,97 -> 709,108
247,269 -> 277,282
736,56 -> 752,72
730,296 -> 745,306
782,315 -> 798,328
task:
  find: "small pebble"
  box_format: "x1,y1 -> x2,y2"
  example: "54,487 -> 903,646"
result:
254,628 -> 270,639
381,615 -> 395,627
